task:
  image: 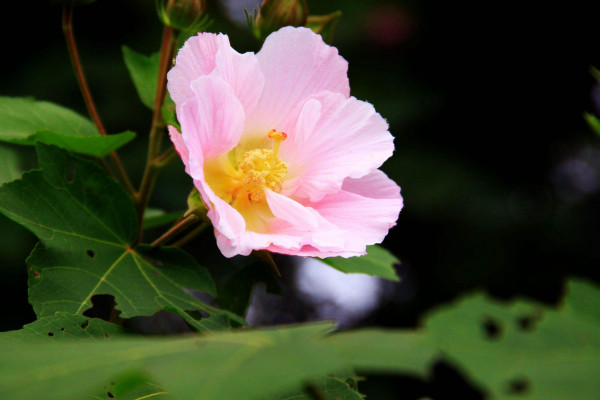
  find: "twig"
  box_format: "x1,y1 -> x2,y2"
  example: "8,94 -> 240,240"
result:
62,5 -> 135,195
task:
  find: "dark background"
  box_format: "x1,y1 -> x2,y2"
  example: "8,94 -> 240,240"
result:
2,0 -> 600,398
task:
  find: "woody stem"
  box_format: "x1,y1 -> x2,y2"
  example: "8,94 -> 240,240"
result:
62,5 -> 135,195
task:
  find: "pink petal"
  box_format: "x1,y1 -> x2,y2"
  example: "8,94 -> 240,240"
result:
309,171 -> 403,249
265,189 -> 319,231
168,33 -> 264,116
342,169 -> 402,199
283,91 -> 394,202
168,125 -> 190,174
212,45 -> 264,116
247,27 -> 350,134
167,33 -> 226,106
178,76 -> 245,162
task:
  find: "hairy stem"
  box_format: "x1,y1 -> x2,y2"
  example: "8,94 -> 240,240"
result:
62,5 -> 135,195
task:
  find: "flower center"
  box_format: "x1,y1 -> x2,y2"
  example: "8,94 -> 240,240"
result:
232,129 -> 288,202
239,148 -> 288,201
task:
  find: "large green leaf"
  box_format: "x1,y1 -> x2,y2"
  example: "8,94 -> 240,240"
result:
319,245 -> 400,282
423,279 -> 600,399
0,97 -> 135,157
1,278 -> 598,399
0,144 -> 239,331
0,322 -> 342,400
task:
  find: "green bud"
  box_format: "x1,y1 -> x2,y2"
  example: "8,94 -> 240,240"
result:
156,0 -> 208,33
306,11 -> 341,44
185,188 -> 209,221
253,0 -> 308,40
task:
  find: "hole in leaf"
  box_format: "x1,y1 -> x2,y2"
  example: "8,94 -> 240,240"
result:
47,332 -> 54,337
60,327 -> 65,331
507,378 -> 529,395
516,312 -> 541,332
482,317 -> 502,340
80,320 -> 89,330
82,294 -> 116,321
86,250 -> 95,258
107,392 -> 114,398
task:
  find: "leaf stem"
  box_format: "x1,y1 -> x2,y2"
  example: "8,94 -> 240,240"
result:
135,26 -> 177,243
61,5 -> 135,196
151,214 -> 200,247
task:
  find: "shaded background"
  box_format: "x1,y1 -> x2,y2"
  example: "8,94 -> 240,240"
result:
2,0 -> 600,398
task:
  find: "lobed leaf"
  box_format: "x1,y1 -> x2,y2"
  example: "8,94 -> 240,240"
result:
0,97 -> 134,157
1,279 -> 599,399
0,143 -> 239,331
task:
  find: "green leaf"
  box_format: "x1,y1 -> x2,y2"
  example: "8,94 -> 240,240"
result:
0,144 -> 23,185
122,47 -> 179,128
122,46 -> 160,110
423,278 -> 600,399
319,245 -> 400,282
0,97 -> 135,157
0,322 -> 342,400
0,143 -> 240,331
1,312 -> 124,341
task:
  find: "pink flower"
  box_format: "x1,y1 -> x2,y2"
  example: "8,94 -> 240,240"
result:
167,27 -> 403,258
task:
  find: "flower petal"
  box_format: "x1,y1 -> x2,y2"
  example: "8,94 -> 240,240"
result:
247,27 -> 350,134
265,189 -> 319,231
212,45 -> 264,116
168,33 -> 226,106
179,76 -> 245,161
168,33 -> 264,116
283,91 -> 394,202
309,170 -> 403,249
168,125 -> 190,174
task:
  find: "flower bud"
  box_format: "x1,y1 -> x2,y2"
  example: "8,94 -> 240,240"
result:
306,11 -> 341,44
156,0 -> 207,33
185,188 -> 209,221
253,0 -> 308,40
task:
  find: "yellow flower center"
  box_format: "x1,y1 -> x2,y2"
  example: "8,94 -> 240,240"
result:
204,130 -> 289,231
238,148 -> 288,201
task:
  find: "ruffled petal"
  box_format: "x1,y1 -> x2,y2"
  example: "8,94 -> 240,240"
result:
212,45 -> 264,116
247,27 -> 350,134
179,76 -> 245,161
167,33 -> 227,106
168,33 -> 264,116
282,91 -> 394,202
309,170 -> 403,250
